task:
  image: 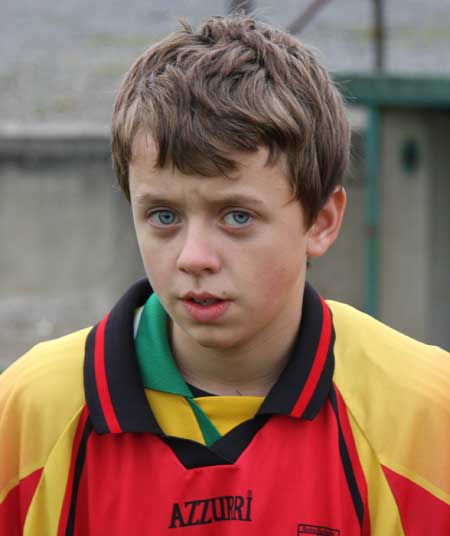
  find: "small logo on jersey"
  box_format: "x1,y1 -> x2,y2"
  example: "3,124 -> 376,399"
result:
169,490 -> 253,528
297,524 -> 340,536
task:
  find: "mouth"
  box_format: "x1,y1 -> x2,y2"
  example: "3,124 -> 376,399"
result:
187,297 -> 222,306
182,292 -> 225,304
181,292 -> 231,322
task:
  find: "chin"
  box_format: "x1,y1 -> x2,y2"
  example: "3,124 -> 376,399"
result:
187,326 -> 243,350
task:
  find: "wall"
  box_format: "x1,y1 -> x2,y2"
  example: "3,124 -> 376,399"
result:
1,125 -> 415,369
378,109 -> 450,349
0,129 -> 145,368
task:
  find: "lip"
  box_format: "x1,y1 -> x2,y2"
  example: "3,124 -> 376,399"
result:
182,291 -> 224,301
181,293 -> 231,323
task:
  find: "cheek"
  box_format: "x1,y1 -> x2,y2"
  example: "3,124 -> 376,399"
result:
242,247 -> 304,304
136,235 -> 173,287
264,259 -> 302,294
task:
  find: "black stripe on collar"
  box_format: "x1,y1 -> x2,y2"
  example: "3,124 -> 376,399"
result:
84,279 -> 161,434
257,282 -> 335,420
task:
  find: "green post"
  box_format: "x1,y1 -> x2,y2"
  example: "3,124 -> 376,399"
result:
365,106 -> 380,317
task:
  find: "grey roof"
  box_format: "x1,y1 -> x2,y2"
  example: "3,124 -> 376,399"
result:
2,0 -> 450,125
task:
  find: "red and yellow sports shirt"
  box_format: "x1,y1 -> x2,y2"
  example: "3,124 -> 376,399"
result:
1,280 -> 449,535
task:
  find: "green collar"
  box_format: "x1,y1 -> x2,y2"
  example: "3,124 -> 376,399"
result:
135,293 -> 192,397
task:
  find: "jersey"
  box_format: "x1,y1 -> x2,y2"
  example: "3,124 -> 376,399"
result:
1,279 -> 449,535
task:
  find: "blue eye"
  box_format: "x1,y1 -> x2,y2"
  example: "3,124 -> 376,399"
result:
224,211 -> 253,227
149,210 -> 179,227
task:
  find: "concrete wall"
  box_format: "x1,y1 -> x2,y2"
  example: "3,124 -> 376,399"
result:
3,122 -> 446,369
0,127 -> 367,368
0,129 -> 145,368
379,109 -> 450,349
429,113 -> 450,349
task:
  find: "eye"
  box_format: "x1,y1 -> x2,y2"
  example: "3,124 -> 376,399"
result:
148,209 -> 180,227
223,210 -> 253,228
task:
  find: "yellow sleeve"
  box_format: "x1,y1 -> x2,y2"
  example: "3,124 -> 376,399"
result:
0,330 -> 88,532
329,300 -> 450,533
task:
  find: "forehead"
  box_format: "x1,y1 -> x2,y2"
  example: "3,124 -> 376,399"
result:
129,132 -> 293,204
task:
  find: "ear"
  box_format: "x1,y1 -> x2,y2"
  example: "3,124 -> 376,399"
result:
306,187 -> 346,258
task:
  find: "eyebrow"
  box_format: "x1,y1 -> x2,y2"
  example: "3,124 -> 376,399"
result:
132,192 -> 266,208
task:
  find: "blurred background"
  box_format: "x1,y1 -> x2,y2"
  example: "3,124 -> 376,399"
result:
1,0 -> 449,368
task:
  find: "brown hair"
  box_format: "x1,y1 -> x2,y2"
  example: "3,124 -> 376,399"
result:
112,14 -> 350,226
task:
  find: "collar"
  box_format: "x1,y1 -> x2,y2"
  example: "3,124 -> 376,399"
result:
135,293 -> 193,397
84,279 -> 335,434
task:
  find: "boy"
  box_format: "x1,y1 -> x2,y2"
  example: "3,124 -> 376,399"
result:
1,13 -> 449,535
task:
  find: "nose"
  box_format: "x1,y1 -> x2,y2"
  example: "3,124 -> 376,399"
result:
176,225 -> 221,275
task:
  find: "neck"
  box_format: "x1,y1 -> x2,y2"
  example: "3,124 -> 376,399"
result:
169,299 -> 303,397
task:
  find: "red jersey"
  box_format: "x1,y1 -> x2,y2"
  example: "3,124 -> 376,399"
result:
1,280 -> 449,534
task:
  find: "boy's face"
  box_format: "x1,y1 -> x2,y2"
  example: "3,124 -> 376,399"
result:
129,133 -> 337,351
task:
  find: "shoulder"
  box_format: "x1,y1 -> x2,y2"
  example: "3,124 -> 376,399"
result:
1,327 -> 90,413
327,300 -> 450,497
0,329 -> 90,491
326,299 -> 449,400
1,328 -> 91,500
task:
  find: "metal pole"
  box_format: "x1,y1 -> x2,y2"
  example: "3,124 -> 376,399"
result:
286,0 -> 332,35
365,106 -> 381,317
372,0 -> 385,71
227,0 -> 255,14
